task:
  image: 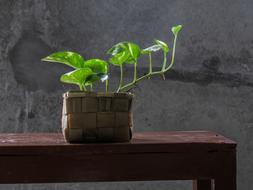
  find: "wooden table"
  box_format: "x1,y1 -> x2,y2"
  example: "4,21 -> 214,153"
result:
0,131 -> 236,190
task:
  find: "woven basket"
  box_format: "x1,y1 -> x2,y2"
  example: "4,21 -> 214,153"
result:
62,91 -> 134,143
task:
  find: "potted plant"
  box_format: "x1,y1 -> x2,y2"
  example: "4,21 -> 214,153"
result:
42,25 -> 182,143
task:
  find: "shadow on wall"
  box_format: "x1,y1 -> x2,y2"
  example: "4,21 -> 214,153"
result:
9,33 -> 71,92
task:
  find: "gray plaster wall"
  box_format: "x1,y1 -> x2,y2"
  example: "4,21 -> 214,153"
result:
0,0 -> 252,189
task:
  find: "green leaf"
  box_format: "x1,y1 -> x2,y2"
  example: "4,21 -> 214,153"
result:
109,51 -> 130,66
85,74 -> 99,85
107,43 -> 125,56
126,42 -> 141,60
85,73 -> 108,85
60,68 -> 93,87
42,51 -> 85,69
125,57 -> 136,64
141,45 -> 162,54
155,40 -> 169,53
172,25 -> 183,36
83,59 -> 108,74
107,42 -> 141,65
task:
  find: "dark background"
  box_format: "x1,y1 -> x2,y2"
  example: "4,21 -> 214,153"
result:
0,0 -> 252,189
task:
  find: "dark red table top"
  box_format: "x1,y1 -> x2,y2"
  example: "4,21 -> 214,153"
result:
0,131 -> 237,184
0,131 -> 236,155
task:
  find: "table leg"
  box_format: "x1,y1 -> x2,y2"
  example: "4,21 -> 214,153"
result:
193,180 -> 213,190
214,177 -> 236,190
214,151 -> 236,190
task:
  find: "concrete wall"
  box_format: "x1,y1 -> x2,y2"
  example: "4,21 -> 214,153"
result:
0,0 -> 252,189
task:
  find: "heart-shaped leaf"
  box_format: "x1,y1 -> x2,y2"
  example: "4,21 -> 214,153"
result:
107,43 -> 125,56
107,42 -> 141,65
109,51 -> 130,66
141,45 -> 162,54
60,68 -> 93,87
126,42 -> 141,60
172,25 -> 183,36
155,40 -> 170,53
42,51 -> 85,69
83,59 -> 108,74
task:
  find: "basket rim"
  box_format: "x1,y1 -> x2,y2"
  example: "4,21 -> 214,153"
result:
63,91 -> 134,98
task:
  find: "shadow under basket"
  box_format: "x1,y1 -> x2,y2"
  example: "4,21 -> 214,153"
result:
62,91 -> 134,143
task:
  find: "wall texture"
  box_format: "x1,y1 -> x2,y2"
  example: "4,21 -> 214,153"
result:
0,0 -> 252,189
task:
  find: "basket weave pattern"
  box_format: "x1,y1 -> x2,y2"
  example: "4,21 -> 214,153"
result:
62,92 -> 133,143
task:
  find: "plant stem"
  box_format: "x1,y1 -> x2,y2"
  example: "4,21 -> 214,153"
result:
165,34 -> 178,72
79,84 -> 87,91
79,84 -> 83,91
149,53 -> 152,74
162,51 -> 167,71
119,70 -> 163,91
106,79 -> 108,93
119,34 -> 178,92
133,60 -> 137,82
116,64 -> 123,92
161,51 -> 167,80
105,66 -> 109,93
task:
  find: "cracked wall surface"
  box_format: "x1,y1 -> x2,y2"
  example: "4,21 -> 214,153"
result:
0,0 -> 252,189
